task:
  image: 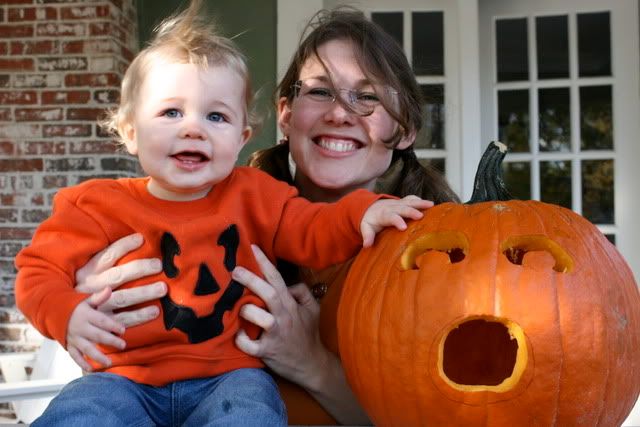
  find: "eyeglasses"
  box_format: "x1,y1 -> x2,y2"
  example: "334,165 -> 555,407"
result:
292,79 -> 397,116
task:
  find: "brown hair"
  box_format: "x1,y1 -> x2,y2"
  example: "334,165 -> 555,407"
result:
251,8 -> 459,203
102,0 -> 259,144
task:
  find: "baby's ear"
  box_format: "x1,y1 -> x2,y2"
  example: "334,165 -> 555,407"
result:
121,122 -> 138,155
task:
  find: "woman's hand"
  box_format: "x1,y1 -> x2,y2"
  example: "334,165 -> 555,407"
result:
232,245 -> 371,424
75,233 -> 167,328
232,245 -> 327,387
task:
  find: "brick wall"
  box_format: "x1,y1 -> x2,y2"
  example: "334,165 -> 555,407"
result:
0,0 -> 139,358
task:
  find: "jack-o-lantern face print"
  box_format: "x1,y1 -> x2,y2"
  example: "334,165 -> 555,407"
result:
337,142 -> 640,426
159,224 -> 244,344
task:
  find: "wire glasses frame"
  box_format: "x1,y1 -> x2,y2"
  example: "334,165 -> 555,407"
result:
291,79 -> 398,116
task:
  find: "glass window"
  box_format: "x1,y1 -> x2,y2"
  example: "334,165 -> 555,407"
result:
412,12 -> 444,75
498,90 -> 529,153
578,12 -> 611,77
372,12 -> 403,47
539,87 -> 571,152
536,15 -> 569,79
496,18 -> 529,82
582,159 -> 614,224
502,161 -> 531,200
580,85 -> 613,150
416,84 -> 445,149
540,160 -> 572,209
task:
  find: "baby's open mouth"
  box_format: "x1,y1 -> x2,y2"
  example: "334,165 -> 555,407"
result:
171,151 -> 210,163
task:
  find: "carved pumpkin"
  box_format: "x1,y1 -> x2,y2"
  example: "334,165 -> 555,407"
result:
337,142 -> 640,426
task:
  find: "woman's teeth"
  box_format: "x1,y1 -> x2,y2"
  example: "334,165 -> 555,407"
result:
317,138 -> 357,152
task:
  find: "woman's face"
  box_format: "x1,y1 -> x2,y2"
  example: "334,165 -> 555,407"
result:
278,38 -> 413,201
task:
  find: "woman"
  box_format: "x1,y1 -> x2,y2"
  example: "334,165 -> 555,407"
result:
72,8 -> 458,425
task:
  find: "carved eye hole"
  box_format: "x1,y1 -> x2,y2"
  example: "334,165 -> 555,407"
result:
501,235 -> 574,273
400,231 -> 469,271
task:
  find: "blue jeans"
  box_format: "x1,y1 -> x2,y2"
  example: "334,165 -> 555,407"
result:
33,368 -> 287,427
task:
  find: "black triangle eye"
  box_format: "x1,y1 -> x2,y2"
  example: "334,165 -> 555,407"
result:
161,232 -> 180,278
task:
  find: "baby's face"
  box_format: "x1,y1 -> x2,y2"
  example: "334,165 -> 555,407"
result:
123,61 -> 251,201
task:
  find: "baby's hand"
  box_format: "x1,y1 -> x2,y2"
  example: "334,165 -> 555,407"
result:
66,287 -> 126,371
360,195 -> 433,247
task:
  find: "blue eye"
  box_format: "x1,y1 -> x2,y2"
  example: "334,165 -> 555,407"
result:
207,112 -> 226,122
163,109 -> 181,118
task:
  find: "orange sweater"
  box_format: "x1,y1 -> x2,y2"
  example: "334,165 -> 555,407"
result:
15,167 -> 382,386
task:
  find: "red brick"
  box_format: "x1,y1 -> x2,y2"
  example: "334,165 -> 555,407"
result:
0,109 -> 11,121
0,42 -> 7,55
21,209 -> 50,223
0,0 -> 34,4
17,141 -> 66,155
0,141 -> 14,155
67,108 -> 105,121
0,90 -> 37,104
0,241 -> 23,257
38,56 -> 87,71
10,40 -> 58,55
0,209 -> 18,223
15,107 -> 63,122
43,124 -> 91,137
0,124 -> 40,139
0,24 -> 33,37
0,58 -> 34,71
94,89 -> 119,104
41,90 -> 90,104
65,73 -> 120,87
0,193 -> 44,208
36,22 -> 85,37
0,159 -> 43,172
45,157 -> 95,171
63,39 -> 119,55
89,22 -> 125,42
42,175 -> 68,189
14,74 -> 62,88
8,7 -> 57,22
60,5 -> 110,20
69,140 -> 117,154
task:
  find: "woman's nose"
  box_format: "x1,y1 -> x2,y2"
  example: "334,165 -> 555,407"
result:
323,99 -> 357,125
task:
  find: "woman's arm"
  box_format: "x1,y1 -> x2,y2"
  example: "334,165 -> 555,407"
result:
232,245 -> 371,425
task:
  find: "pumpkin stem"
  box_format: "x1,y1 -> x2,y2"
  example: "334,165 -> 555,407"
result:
466,141 -> 512,204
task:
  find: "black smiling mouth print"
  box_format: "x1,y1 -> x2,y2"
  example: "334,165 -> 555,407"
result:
159,225 -> 245,344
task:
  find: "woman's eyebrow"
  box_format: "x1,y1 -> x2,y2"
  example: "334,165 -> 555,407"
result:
305,75 -> 373,88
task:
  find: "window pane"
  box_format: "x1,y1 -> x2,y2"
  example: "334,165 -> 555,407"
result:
580,85 -> 613,150
540,160 -> 572,209
498,90 -> 529,153
372,12 -> 403,47
536,15 -> 569,79
604,234 -> 616,245
416,84 -> 445,149
539,87 -> 571,152
412,12 -> 444,75
418,158 -> 445,175
502,161 -> 530,200
578,12 -> 611,77
582,159 -> 614,224
496,18 -> 529,82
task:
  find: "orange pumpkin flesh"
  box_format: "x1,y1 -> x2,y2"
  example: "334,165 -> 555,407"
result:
338,142 -> 640,426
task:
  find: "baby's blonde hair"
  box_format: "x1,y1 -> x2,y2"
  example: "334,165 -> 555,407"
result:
103,0 -> 259,144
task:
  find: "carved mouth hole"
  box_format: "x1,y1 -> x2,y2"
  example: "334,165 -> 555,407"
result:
442,319 -> 518,386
